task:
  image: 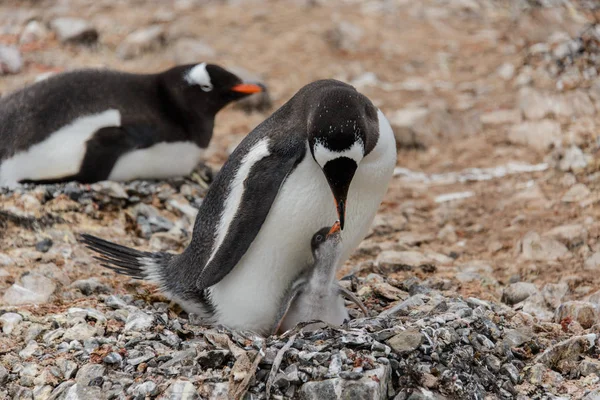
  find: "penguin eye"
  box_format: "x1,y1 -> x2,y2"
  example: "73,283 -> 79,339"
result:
200,84 -> 213,92
316,235 -> 324,243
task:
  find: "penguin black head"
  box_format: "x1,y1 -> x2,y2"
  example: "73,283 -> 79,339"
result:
305,80 -> 379,230
161,63 -> 264,116
310,221 -> 342,260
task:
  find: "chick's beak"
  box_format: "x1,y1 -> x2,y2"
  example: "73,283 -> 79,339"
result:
230,83 -> 264,94
327,220 -> 342,237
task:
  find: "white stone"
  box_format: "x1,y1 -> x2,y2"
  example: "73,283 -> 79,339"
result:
559,146 -> 589,172
520,232 -> 569,261
117,25 -> 165,60
0,312 -> 23,335
543,224 -> 587,247
2,273 -> 57,305
0,45 -> 23,75
508,120 -> 561,152
561,184 -> 591,203
20,20 -> 48,44
480,109 -> 521,125
50,17 -> 98,44
584,252 -> 600,271
497,62 -> 515,80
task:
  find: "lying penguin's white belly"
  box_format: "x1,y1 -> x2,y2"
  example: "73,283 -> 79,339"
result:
108,141 -> 204,181
0,109 -> 121,185
210,110 -> 397,333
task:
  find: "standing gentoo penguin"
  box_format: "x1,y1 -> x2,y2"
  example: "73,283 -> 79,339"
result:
271,221 -> 369,335
81,79 -> 397,335
0,63 -> 264,185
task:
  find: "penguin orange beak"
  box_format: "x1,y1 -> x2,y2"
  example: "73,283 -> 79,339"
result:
230,83 -> 263,94
327,221 -> 341,237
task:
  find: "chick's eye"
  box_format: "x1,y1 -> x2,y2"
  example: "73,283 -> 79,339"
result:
201,84 -> 213,92
316,235 -> 323,243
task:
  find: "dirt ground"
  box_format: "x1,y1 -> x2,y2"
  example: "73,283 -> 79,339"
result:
1,0 -> 600,318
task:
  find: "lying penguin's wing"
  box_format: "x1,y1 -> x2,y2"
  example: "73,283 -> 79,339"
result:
193,138 -> 306,290
337,285 -> 369,317
75,124 -> 160,183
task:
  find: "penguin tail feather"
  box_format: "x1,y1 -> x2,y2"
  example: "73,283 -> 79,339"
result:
79,234 -> 171,283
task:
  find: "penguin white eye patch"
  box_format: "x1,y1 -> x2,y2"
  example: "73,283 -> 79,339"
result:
185,63 -> 213,92
313,140 -> 364,168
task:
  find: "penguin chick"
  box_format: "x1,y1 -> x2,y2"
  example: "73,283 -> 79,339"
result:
272,221 -> 369,335
0,63 -> 264,185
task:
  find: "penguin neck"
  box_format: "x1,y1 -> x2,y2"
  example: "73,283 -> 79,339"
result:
157,74 -> 216,148
308,248 -> 341,293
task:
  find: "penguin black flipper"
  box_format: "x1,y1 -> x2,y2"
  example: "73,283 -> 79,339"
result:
193,139 -> 306,290
19,124 -> 160,184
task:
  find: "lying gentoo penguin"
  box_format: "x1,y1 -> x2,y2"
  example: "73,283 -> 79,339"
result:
0,63 -> 264,185
271,221 -> 369,335
80,79 -> 397,335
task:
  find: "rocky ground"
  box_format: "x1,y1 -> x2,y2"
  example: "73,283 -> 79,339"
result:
1,0 -> 600,399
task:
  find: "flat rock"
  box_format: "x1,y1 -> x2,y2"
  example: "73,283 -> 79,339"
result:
534,334 -> 597,374
386,330 -> 423,354
396,232 -> 435,246
3,273 -> 57,305
372,282 -> 409,301
541,283 -> 569,309
480,109 -> 521,125
50,17 -> 98,44
90,181 -> 128,199
0,45 -> 23,75
555,301 -> 600,329
584,252 -> 600,271
117,25 -> 166,60
124,311 -> 154,332
0,253 -> 13,266
20,20 -> 49,44
520,232 -> 569,261
543,224 -> 587,248
299,364 -> 390,400
558,146 -> 590,172
561,183 -> 591,203
518,88 -> 595,120
456,261 -> 496,284
508,120 -> 561,152
63,323 -> 99,342
377,251 -> 434,273
389,107 -> 430,148
325,20 -> 364,52
502,282 -> 539,305
75,364 -> 105,387
0,312 -> 23,335
70,278 -> 110,295
162,380 -> 197,399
